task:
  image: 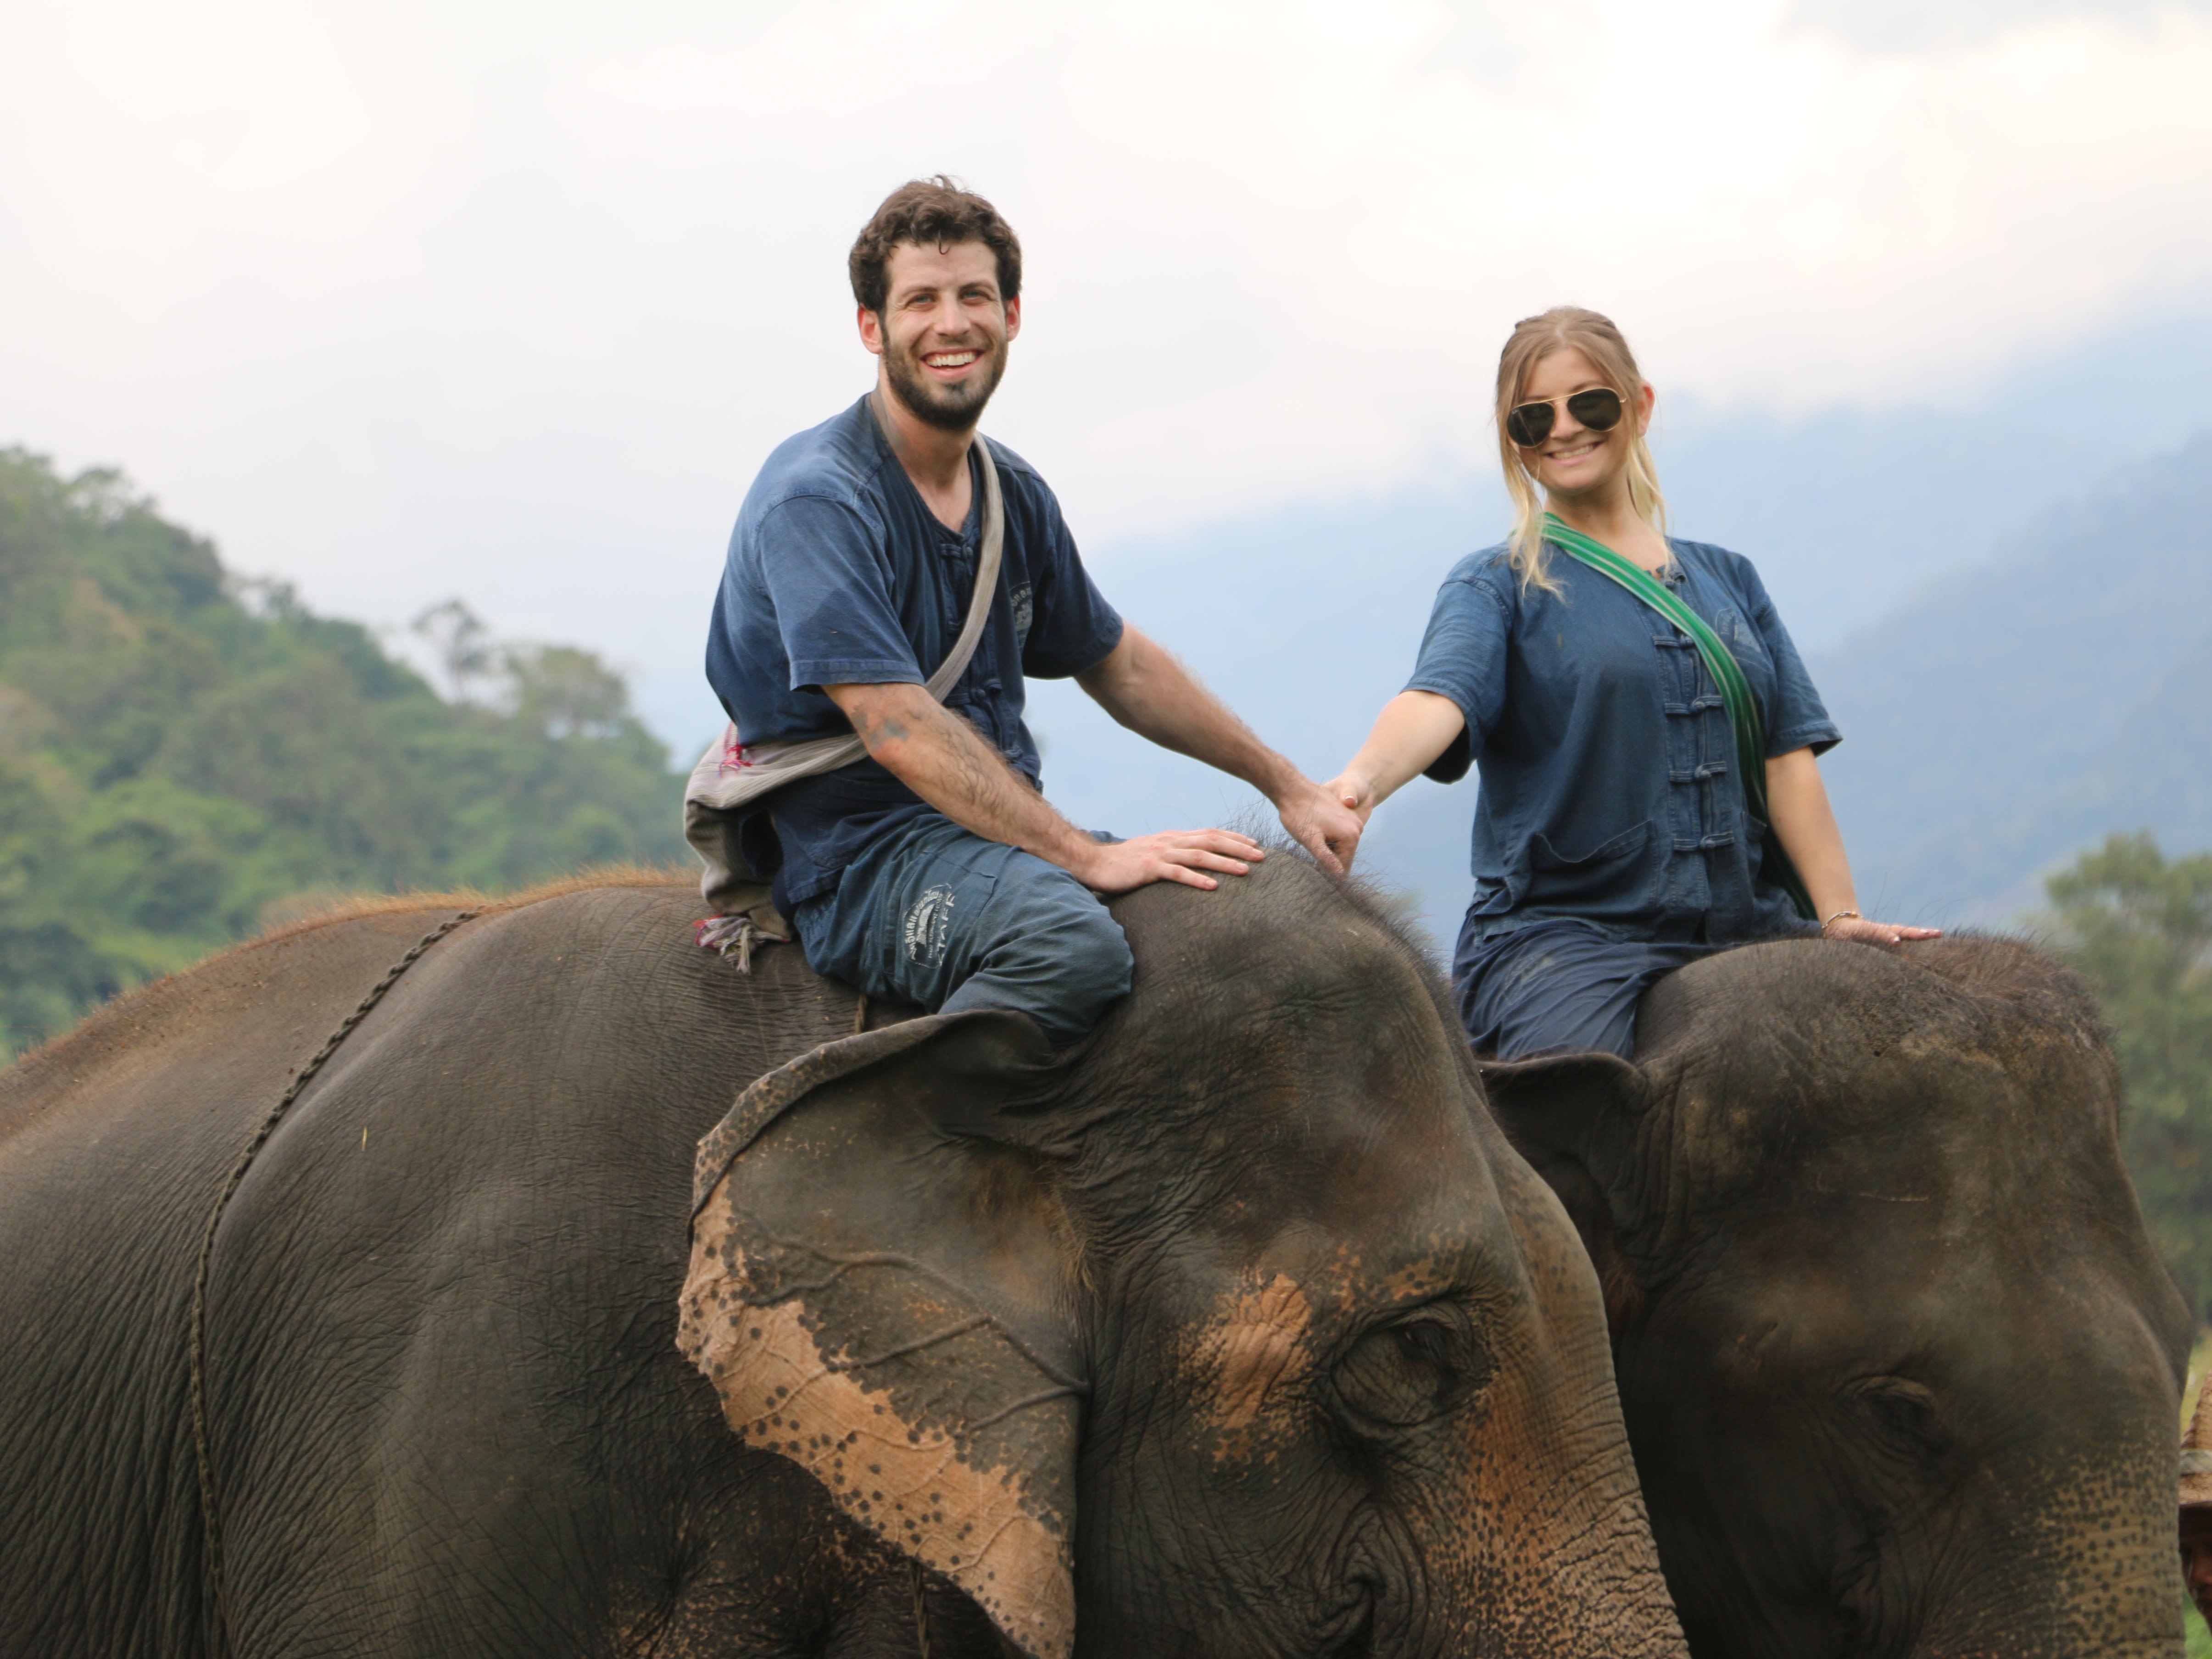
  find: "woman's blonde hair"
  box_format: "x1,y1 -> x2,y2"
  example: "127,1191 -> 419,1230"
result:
1494,306 -> 1668,592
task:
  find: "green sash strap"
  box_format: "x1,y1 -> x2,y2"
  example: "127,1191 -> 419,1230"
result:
1541,512 -> 1816,922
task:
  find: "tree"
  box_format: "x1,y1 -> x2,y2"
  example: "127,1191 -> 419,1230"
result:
410,599 -> 496,701
0,447 -> 688,1063
2044,833 -> 2212,1324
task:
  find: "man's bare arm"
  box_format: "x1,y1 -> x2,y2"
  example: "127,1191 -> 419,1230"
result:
1075,627 -> 1362,874
824,680 -> 1265,894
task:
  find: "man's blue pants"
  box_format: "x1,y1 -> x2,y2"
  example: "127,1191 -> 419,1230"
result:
791,813 -> 1134,1048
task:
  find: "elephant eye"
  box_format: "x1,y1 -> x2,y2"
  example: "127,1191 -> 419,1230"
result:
1333,1307 -> 1490,1430
1846,1375 -> 1947,1454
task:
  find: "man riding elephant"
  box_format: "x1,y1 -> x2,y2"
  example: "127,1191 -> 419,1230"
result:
2184,1377 -> 2212,1630
0,859 -> 1691,1657
691,175 -> 1360,1046
1485,933 -> 2196,1659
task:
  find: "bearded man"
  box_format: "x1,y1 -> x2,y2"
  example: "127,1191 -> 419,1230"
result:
701,177 -> 1360,1045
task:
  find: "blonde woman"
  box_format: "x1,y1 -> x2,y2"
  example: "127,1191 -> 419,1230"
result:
1328,307 -> 1936,1059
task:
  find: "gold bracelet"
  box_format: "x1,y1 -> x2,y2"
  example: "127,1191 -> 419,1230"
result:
1822,908 -> 1862,932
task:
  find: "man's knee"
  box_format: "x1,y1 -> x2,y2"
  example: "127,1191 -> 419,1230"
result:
951,879 -> 1131,1045
1040,896 -> 1134,1006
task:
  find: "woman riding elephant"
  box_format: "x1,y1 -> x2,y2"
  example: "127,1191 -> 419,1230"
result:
1328,306 -> 1937,1059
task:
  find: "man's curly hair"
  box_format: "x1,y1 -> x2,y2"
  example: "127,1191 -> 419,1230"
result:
848,176 -> 1022,315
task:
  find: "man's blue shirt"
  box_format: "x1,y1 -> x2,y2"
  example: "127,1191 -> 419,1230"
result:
704,397 -> 1125,912
1406,537 -> 1841,946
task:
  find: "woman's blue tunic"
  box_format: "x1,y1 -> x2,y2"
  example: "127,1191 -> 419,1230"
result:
1405,536 -> 1839,1058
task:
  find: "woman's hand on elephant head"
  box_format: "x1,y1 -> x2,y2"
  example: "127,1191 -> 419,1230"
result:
1821,914 -> 1943,946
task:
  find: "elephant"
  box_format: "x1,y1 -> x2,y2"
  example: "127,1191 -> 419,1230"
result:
0,860 -> 1688,1658
1483,933 -> 2194,1659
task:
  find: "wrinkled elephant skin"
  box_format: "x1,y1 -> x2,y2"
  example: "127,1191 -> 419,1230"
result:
0,866 -> 1688,1658
1488,936 -> 2194,1659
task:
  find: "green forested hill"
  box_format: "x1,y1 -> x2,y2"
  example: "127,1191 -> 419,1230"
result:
2044,835 -> 2212,1327
0,449 -> 686,1059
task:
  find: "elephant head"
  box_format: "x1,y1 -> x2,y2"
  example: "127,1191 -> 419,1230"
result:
1486,935 -> 2195,1659
680,860 -> 1688,1659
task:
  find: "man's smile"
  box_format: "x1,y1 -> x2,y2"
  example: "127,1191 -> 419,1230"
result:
922,348 -> 981,373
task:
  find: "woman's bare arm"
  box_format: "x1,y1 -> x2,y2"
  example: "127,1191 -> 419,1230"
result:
1322,691 -> 1469,869
1765,747 -> 1941,944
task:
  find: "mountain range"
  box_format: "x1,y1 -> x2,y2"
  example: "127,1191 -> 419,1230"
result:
1820,432 -> 2212,926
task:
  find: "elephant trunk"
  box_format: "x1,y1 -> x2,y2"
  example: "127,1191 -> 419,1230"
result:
1911,1563 -> 2184,1659
1508,1510 -> 1690,1659
1423,1401 -> 1691,1658
1905,1440 -> 2185,1659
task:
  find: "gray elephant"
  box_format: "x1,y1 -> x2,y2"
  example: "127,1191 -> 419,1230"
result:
1485,934 -> 2193,1659
0,861 -> 1687,1658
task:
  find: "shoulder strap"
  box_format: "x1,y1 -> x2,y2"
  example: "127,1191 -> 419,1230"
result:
921,436 -> 1005,702
1542,513 -> 1815,920
686,437 -> 1006,816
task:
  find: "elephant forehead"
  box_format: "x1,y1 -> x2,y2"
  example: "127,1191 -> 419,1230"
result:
1192,1272 -> 1315,1430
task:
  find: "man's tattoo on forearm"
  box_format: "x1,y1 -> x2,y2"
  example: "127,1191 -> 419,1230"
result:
853,688 -> 1053,842
846,697 -> 908,748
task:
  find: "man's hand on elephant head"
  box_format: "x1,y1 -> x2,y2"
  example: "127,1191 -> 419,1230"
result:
1070,828 -> 1265,895
1276,778 -> 1363,876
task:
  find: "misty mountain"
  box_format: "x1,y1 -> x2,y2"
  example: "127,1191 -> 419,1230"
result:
1818,431 -> 2212,925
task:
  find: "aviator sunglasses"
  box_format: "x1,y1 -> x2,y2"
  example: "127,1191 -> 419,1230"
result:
1504,386 -> 1626,447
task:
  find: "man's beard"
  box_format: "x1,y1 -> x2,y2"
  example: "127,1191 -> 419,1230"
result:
882,336 -> 1008,432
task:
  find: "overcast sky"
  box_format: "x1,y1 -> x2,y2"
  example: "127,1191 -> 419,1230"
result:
5,0 -> 2210,744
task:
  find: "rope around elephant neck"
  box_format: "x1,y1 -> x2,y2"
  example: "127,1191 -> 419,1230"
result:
186,907 -> 481,1652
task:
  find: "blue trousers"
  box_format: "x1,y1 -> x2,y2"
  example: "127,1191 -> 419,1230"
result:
1454,915 -> 1727,1060
792,813 -> 1133,1048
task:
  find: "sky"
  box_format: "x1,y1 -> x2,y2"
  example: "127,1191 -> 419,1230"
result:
5,0 -> 2212,753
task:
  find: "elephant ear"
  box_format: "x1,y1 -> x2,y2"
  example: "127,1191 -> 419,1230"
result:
1480,1052 -> 1651,1326
677,1010 -> 1082,1659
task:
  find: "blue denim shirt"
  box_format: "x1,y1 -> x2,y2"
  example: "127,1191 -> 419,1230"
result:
703,398 -> 1125,910
1407,537 -> 1840,946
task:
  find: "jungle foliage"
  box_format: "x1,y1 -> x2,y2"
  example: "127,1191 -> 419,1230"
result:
2043,833 -> 2212,1327
0,448 -> 685,1061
